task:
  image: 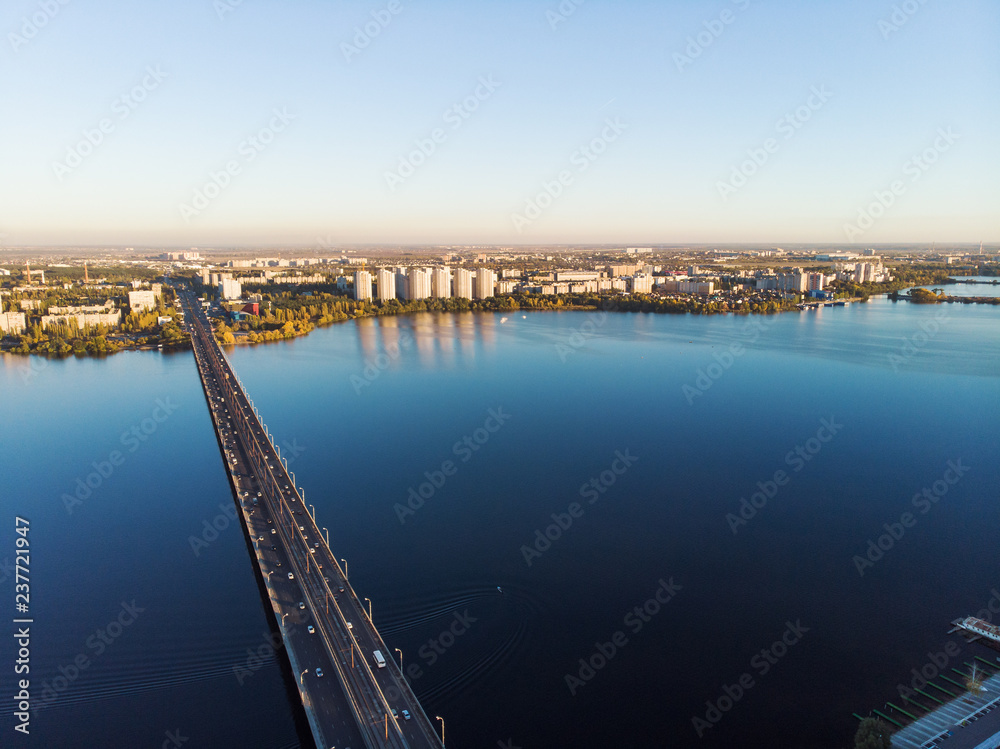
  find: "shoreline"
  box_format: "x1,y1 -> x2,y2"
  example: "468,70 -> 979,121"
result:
5,288 -> 997,359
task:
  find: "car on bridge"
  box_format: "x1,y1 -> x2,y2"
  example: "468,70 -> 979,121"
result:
287,573 -> 294,580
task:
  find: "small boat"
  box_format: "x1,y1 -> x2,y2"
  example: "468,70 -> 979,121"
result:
496,586 -> 503,594
500,317 -> 508,323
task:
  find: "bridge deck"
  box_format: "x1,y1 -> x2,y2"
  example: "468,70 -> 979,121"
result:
180,289 -> 444,749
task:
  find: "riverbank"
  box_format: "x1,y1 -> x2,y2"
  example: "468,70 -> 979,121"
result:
8,276 -> 994,359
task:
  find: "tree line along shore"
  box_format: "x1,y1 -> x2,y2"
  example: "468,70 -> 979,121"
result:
1,265 -> 990,358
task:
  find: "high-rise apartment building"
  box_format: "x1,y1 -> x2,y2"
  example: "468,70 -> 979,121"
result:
475,269 -> 496,299
454,268 -> 474,300
432,267 -> 451,298
377,269 -> 396,302
408,268 -> 432,300
354,270 -> 373,300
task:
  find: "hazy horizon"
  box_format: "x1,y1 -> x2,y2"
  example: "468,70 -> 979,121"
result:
2,0 -> 997,247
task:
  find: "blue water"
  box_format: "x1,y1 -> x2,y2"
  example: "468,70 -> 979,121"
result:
917,276 -> 1000,298
2,298 -> 999,748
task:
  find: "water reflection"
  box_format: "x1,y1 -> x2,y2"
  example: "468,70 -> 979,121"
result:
352,312 -> 501,368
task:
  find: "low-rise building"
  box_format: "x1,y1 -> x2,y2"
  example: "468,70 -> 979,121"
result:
218,278 -> 242,300
129,290 -> 157,311
42,311 -> 120,329
0,311 -> 26,334
660,280 -> 715,295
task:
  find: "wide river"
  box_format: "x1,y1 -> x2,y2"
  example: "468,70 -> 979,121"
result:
2,288 -> 998,748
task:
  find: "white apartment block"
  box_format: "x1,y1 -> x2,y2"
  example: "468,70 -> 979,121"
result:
354,271 -> 373,300
454,269 -> 474,300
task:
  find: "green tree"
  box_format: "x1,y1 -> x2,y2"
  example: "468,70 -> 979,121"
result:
910,288 -> 941,304
854,718 -> 892,749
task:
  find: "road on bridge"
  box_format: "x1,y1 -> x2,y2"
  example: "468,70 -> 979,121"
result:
179,288 -> 445,749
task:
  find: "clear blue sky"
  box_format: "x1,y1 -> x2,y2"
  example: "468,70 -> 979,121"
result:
1,0 -> 996,247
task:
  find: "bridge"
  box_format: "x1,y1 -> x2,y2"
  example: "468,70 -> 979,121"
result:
178,289 -> 445,749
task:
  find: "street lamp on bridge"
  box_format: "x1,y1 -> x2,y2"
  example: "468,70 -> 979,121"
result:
341,559 -> 348,579
395,648 -> 402,669
435,716 -> 445,746
299,669 -> 308,684
364,598 -> 372,619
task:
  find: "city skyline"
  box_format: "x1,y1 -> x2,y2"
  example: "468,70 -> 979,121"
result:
1,0 -> 997,246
